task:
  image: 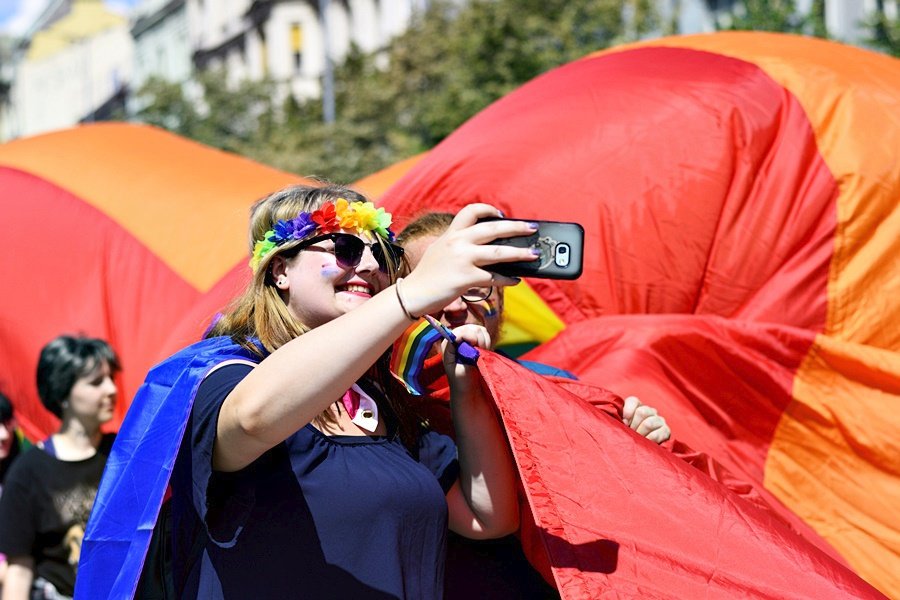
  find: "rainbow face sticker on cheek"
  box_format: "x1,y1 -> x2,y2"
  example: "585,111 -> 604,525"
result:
473,297 -> 499,317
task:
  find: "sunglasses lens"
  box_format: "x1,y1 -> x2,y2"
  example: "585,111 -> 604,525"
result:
373,244 -> 404,273
333,235 -> 364,269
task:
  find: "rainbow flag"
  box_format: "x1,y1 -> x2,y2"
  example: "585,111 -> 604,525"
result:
390,319 -> 443,395
15,427 -> 32,451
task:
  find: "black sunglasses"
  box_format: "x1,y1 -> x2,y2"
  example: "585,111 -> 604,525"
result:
294,233 -> 404,274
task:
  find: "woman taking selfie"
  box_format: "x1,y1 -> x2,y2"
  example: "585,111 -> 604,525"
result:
82,183 -> 538,598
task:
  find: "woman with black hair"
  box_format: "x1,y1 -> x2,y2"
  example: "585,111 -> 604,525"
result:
0,335 -> 119,600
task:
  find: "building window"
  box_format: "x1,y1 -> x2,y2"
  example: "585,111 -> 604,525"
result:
290,23 -> 303,73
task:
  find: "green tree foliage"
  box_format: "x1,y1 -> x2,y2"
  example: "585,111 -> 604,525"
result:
136,70 -> 279,155
864,1 -> 900,57
808,0 -> 828,38
717,0 -> 827,37
717,1 -> 900,58
135,0 -> 659,182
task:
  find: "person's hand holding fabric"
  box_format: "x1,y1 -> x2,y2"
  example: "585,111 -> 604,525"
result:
622,395 -> 671,444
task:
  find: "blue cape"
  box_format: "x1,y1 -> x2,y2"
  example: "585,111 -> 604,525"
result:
76,337 -> 262,600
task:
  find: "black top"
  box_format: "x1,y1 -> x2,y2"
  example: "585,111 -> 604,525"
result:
0,433 -> 114,596
172,364 -> 459,599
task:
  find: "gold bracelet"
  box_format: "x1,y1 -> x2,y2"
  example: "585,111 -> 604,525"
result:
395,278 -> 419,320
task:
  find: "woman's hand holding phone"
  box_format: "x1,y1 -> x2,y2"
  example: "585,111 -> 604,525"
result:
477,217 -> 585,280
398,204 -> 540,316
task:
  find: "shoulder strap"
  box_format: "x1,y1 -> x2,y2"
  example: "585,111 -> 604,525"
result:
205,359 -> 258,378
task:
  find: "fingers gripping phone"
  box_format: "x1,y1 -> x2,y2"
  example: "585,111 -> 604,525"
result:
479,218 -> 584,280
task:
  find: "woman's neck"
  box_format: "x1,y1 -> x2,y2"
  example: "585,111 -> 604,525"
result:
52,419 -> 103,461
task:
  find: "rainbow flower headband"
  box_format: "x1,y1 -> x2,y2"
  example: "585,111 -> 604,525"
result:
250,198 -> 395,271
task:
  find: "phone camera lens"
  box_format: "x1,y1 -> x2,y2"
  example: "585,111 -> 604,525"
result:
555,244 -> 570,267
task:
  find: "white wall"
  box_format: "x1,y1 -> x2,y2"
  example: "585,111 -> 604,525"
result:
12,24 -> 133,138
131,3 -> 192,90
350,0 -> 379,53
186,0 -> 252,52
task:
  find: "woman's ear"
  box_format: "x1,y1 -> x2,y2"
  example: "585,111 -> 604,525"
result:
270,256 -> 290,290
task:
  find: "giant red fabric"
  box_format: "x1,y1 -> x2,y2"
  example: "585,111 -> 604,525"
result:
0,167 -> 197,437
376,35 -> 900,595
477,352 -> 880,598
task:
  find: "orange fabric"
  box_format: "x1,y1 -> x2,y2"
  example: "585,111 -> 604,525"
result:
773,336 -> 900,596
0,123 -> 302,290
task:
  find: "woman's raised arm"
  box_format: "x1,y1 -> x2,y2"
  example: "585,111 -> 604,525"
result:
214,204 -> 538,472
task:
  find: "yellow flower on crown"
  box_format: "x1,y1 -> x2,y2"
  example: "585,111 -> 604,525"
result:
333,198 -> 383,234
353,202 -> 379,231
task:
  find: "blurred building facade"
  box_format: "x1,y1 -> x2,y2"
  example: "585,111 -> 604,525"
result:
0,0 -> 897,141
1,0 -> 429,140
2,0 -> 132,140
669,0 -> 896,41
186,0 -> 429,105
0,36 -> 14,139
129,0 -> 191,112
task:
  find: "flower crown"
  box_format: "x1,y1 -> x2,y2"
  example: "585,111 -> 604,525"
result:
250,198 -> 395,271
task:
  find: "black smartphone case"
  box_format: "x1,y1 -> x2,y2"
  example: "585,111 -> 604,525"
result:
485,219 -> 584,280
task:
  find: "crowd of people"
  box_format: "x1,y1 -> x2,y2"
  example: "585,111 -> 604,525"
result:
1,183 -> 670,599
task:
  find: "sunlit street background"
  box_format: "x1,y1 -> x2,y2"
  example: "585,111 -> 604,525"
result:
1,0 -> 898,182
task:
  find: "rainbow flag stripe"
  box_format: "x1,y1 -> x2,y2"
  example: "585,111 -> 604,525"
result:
389,319 -> 443,395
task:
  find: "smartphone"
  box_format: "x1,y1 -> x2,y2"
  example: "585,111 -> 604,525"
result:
479,218 -> 584,280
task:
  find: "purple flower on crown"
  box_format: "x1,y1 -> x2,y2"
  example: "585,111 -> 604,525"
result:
273,212 -> 317,243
